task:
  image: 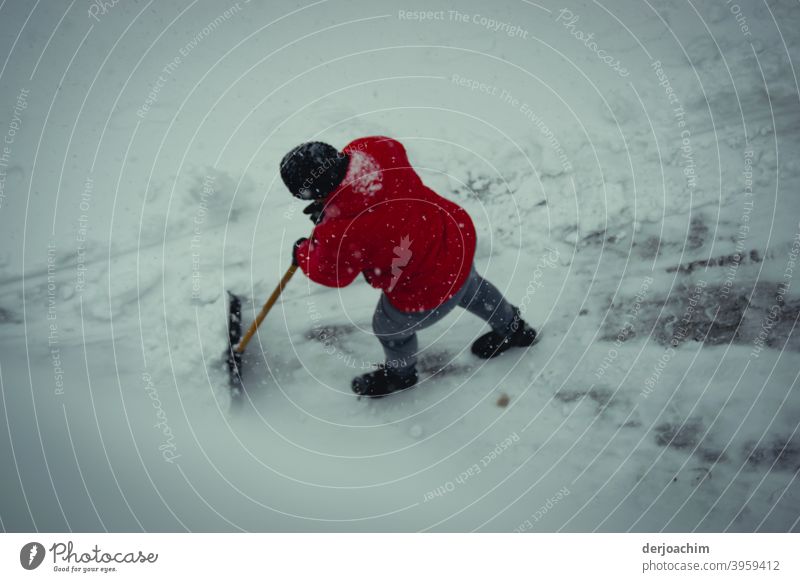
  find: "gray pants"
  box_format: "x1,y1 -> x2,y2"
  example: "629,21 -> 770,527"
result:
372,265 -> 516,374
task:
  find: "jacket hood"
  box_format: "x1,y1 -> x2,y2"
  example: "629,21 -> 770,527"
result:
323,137 -> 418,219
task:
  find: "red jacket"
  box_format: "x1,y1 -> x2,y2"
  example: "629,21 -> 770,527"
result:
295,136 -> 476,312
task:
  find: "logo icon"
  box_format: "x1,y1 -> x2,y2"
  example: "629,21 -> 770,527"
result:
20,542 -> 46,570
388,235 -> 413,292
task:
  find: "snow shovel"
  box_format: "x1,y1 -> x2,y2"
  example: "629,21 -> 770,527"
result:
226,264 -> 298,395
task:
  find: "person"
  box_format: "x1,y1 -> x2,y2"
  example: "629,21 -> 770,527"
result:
281,136 -> 537,397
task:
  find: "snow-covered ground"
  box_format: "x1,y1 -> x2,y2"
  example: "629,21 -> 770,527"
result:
1,0 -> 799,532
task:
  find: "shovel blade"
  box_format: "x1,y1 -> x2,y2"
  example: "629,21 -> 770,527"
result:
226,291 -> 244,396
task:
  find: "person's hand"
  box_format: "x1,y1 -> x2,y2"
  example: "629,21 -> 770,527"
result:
302,200 -> 325,224
292,237 -> 308,266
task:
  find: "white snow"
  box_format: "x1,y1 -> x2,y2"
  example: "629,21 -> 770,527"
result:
0,0 -> 798,532
344,149 -> 383,196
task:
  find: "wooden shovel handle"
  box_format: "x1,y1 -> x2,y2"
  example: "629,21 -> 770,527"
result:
235,263 -> 298,353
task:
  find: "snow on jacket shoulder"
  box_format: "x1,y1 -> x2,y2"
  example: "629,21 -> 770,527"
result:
294,136 -> 476,312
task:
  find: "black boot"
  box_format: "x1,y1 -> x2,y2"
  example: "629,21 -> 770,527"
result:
471,308 -> 538,359
352,365 -> 418,397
